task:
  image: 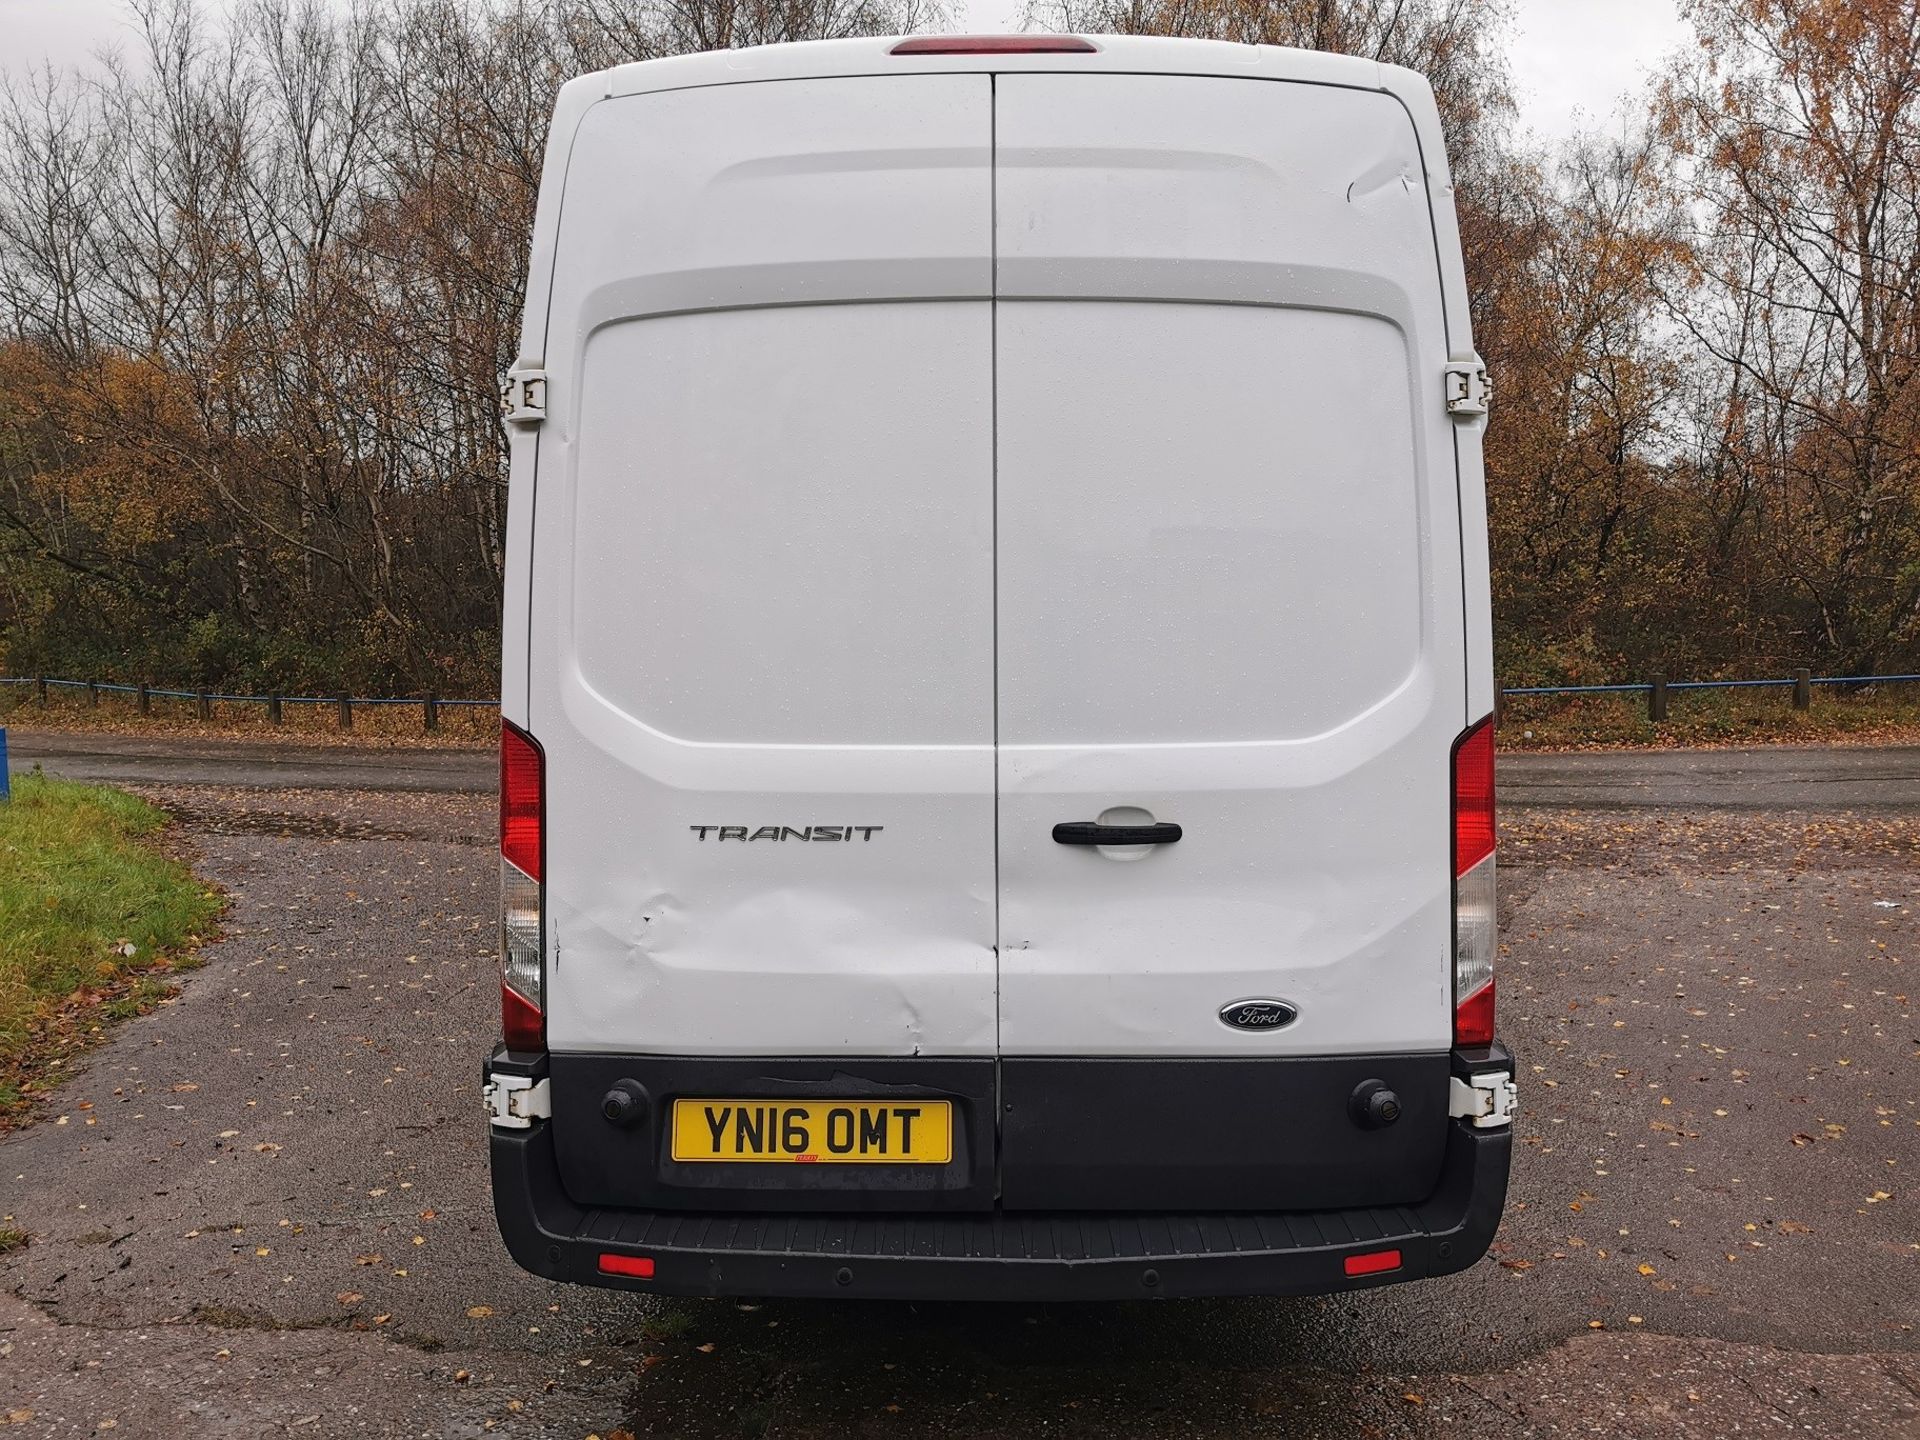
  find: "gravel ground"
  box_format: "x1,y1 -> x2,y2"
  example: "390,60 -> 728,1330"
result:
0,779 -> 1915,1438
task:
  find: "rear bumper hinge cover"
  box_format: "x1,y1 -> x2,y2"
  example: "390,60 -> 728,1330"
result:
485,1072 -> 552,1130
1449,1070 -> 1516,1129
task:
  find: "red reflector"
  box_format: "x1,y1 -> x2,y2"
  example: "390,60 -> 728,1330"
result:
1344,1248 -> 1402,1277
502,982 -> 545,1052
598,1252 -> 656,1279
501,720 -> 544,882
891,34 -> 1097,54
1452,717 -> 1495,876
1454,978 -> 1496,1048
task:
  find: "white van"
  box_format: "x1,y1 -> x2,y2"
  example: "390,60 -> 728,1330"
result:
484,33 -> 1512,1300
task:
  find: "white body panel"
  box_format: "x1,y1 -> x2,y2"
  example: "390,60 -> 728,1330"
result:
527,76 -> 997,1056
509,38 -> 1490,1060
993,75 -> 1464,1055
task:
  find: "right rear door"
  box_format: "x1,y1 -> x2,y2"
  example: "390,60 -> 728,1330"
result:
992,73 -> 1469,1066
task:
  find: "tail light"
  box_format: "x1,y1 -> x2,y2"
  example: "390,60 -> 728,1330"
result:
1451,716 -> 1496,1047
500,719 -> 546,1051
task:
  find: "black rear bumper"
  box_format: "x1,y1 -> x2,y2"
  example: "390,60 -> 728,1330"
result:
488,1098 -> 1511,1301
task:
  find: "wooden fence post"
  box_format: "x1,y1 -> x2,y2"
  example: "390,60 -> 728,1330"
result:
87,681 -> 98,707
137,683 -> 151,716
34,677 -> 46,706
1648,670 -> 1668,723
337,696 -> 353,730
268,695 -> 283,726
423,695 -> 439,732
1793,667 -> 1812,711
196,691 -> 212,721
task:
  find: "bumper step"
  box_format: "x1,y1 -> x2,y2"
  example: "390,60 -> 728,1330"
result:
492,1119 -> 1510,1301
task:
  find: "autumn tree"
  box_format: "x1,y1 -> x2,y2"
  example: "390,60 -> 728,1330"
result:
0,0 -> 942,692
1657,0 -> 1920,675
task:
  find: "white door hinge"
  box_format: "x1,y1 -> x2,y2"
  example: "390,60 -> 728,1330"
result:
500,364 -> 548,427
1444,360 -> 1492,418
484,1073 -> 551,1129
1449,1070 -> 1517,1129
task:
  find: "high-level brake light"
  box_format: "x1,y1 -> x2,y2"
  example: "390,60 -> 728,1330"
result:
890,35 -> 1097,54
500,719 -> 546,1052
1452,717 -> 1497,1047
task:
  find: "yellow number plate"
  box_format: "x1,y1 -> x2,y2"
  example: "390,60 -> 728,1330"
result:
671,1099 -> 952,1164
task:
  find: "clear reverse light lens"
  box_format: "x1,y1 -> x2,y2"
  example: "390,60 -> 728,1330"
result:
1455,851 -> 1495,997
501,857 -> 543,1019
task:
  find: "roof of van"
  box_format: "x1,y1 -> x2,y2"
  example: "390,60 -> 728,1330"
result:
596,35 -> 1413,100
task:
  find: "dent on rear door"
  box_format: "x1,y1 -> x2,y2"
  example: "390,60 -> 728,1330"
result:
528,76 -> 999,1058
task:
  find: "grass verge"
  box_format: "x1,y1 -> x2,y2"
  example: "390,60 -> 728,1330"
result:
0,774 -> 221,1125
1499,687 -> 1920,750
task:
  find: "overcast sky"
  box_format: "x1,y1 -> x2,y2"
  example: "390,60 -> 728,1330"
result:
3,0 -> 1690,139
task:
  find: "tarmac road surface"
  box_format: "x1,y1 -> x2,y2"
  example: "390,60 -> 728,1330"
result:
9,727 -> 1920,811
0,735 -> 1916,1436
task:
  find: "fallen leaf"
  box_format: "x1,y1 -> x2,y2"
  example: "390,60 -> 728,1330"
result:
1401,1393 -> 1424,1405
452,1370 -> 471,1384
695,1343 -> 716,1354
1868,1190 -> 1893,1204
354,1253 -> 383,1266
253,1143 -> 281,1153
1637,1263 -> 1657,1276
466,1306 -> 494,1319
336,1292 -> 362,1306
1499,1258 -> 1533,1271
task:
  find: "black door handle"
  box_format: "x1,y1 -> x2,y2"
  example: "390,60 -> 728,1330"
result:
1052,821 -> 1183,846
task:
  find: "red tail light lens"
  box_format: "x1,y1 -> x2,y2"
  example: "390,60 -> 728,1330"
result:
1454,978 -> 1496,1050
501,721 -> 543,882
502,980 -> 544,1052
1452,716 -> 1497,1047
891,35 -> 1097,54
1453,718 -> 1495,877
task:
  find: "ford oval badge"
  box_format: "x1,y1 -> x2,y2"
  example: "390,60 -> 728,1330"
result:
1219,998 -> 1299,1032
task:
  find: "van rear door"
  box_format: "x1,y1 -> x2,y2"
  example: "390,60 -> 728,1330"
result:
527,76 -> 998,1062
992,74 -> 1470,1208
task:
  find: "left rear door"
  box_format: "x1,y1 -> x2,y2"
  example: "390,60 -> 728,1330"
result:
526,75 -> 999,1059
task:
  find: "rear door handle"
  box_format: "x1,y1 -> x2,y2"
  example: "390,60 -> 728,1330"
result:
1052,821 -> 1183,846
